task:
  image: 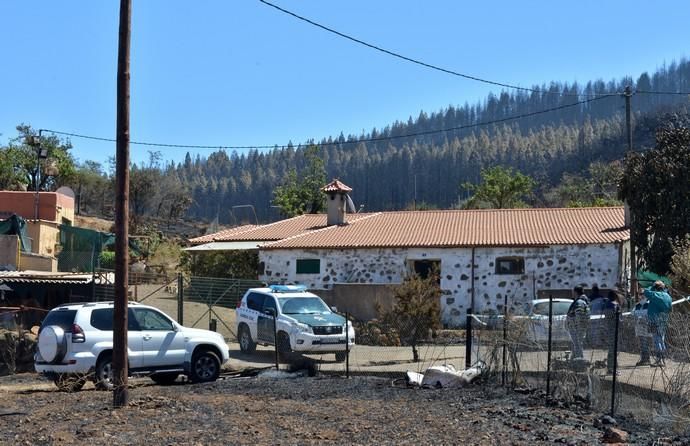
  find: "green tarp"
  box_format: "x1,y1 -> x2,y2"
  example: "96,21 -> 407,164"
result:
58,225 -> 116,272
637,269 -> 672,287
0,214 -> 30,252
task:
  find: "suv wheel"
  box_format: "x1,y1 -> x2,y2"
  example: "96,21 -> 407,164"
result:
95,353 -> 114,391
150,372 -> 180,386
238,325 -> 256,354
190,350 -> 220,383
54,374 -> 86,392
335,351 -> 347,363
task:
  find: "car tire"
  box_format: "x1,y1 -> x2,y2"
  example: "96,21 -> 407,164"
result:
38,325 -> 67,364
238,324 -> 256,354
277,332 -> 293,362
190,350 -> 220,383
53,374 -> 86,392
335,351 -> 347,363
150,372 -> 180,386
94,353 -> 114,391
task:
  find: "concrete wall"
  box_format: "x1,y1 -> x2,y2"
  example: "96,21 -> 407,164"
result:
0,235 -> 19,268
25,221 -> 60,256
317,284 -> 396,321
20,252 -> 56,272
260,243 -> 626,327
0,191 -> 74,223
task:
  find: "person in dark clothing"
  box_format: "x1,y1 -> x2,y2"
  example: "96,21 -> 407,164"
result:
588,284 -> 606,348
567,286 -> 590,360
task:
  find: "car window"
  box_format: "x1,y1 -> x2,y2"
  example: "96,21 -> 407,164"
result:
40,309 -> 77,332
262,296 -> 277,314
90,308 -> 140,331
246,293 -> 265,311
278,297 -> 330,314
532,301 -> 572,316
133,308 -> 174,331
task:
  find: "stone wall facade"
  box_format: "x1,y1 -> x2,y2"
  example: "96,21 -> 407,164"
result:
259,243 -> 627,327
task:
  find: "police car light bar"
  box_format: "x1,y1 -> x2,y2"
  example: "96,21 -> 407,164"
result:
269,284 -> 308,293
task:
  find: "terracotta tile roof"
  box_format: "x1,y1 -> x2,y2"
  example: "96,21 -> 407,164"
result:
262,207 -> 629,249
189,214 -> 375,244
322,179 -> 352,193
189,224 -> 259,244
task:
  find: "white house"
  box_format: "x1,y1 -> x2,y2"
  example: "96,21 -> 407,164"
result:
191,180 -> 630,327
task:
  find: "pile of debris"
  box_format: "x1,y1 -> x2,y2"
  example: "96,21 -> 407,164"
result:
405,361 -> 486,389
0,327 -> 37,375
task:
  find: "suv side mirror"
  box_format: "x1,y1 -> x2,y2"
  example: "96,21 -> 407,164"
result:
330,306 -> 338,313
264,308 -> 276,317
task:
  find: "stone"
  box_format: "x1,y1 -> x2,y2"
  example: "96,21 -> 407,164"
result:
602,427 -> 628,444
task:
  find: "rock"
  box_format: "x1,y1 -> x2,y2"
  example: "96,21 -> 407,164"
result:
601,415 -> 617,425
602,427 -> 628,444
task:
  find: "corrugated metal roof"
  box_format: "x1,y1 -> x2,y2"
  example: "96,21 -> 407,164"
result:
192,213 -> 375,243
188,224 -> 259,244
261,207 -> 629,249
0,271 -> 94,284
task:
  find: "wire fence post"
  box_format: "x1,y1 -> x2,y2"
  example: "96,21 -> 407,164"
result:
345,311 -> 350,379
177,272 -> 183,325
272,310 -> 279,371
502,294 -> 507,386
546,295 -> 553,399
466,309 -> 473,369
610,306 -> 621,417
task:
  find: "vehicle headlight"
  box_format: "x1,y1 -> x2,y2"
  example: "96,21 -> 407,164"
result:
292,322 -> 311,334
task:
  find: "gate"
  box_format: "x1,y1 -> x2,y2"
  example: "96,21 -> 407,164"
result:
180,276 -> 263,341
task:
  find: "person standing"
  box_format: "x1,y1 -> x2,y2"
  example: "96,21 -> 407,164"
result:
588,284 -> 606,348
644,281 -> 672,367
632,293 -> 652,366
566,286 -> 590,360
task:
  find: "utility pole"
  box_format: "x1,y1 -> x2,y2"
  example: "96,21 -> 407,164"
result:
624,85 -> 637,299
113,0 -> 131,408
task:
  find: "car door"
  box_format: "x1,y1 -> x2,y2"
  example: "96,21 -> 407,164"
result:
88,308 -> 144,369
132,308 -> 186,369
257,295 -> 277,343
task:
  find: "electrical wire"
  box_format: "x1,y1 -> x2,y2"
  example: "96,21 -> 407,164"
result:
258,0 -> 588,97
636,90 -> 690,95
39,94 -> 617,151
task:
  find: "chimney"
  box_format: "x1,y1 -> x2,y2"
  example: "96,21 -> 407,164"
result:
322,179 -> 352,226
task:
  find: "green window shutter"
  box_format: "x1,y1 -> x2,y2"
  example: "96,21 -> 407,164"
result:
296,259 -> 320,274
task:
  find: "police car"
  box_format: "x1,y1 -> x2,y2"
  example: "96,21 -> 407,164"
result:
235,285 -> 355,362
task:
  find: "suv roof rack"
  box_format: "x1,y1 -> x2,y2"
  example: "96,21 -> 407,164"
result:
268,284 -> 308,293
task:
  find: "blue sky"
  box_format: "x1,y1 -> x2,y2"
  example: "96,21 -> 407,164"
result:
1,0 -> 689,168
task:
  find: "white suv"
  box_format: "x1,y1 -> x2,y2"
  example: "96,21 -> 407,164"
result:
35,301 -> 229,391
235,285 -> 355,361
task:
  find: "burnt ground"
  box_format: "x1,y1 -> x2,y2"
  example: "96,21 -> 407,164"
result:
0,371 -> 687,446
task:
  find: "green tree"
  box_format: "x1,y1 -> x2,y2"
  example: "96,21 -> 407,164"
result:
273,145 -> 326,217
380,273 -> 442,362
670,236 -> 690,294
461,166 -> 535,209
1,124 -> 76,191
619,115 -> 690,273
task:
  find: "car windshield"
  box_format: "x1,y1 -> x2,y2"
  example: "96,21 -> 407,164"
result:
532,301 -> 571,316
278,297 -> 330,314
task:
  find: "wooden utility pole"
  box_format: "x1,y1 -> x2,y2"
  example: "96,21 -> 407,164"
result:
113,0 -> 131,408
624,85 -> 637,298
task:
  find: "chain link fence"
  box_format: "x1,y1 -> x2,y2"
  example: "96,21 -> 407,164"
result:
466,290 -> 690,434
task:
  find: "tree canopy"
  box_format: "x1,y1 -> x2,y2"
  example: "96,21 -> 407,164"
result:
461,166 -> 535,209
619,113 -> 690,274
272,145 -> 326,217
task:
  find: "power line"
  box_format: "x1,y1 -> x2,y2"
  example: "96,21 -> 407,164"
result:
39,94 -> 617,151
635,90 -> 690,95
258,0 -> 587,97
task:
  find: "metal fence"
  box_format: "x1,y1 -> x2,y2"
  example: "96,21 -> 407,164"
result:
466,291 -> 690,433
